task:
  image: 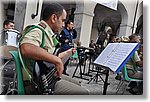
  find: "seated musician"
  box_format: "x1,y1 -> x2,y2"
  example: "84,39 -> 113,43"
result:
19,3 -> 89,95
126,34 -> 143,80
126,34 -> 143,94
1,19 -> 15,45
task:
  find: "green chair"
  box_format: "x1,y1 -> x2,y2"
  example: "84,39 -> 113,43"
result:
0,45 -> 18,94
122,65 -> 142,81
0,45 -> 18,70
129,52 -> 142,73
9,51 -> 25,95
70,50 -> 78,66
71,50 -> 78,59
116,65 -> 142,94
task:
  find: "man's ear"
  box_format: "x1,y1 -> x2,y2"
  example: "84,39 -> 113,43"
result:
51,14 -> 57,23
4,25 -> 8,28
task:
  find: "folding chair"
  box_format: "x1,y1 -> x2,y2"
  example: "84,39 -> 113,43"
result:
70,50 -> 78,66
116,65 -> 142,94
0,45 -> 17,70
0,45 -> 17,94
9,51 -> 25,95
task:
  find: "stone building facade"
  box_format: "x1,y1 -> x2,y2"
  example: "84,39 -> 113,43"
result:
0,0 -> 143,47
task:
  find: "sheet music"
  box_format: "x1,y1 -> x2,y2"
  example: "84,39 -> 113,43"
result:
94,43 -> 139,72
6,31 -> 18,47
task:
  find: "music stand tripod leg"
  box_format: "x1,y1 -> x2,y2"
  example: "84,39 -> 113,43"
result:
87,75 -> 96,84
87,72 -> 99,84
103,70 -> 110,95
79,63 -> 83,78
87,56 -> 92,74
72,63 -> 79,78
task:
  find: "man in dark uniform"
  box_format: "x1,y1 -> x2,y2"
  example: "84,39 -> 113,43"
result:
59,20 -> 77,75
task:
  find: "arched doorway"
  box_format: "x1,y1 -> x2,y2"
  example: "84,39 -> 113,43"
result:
135,1 -> 143,39
117,1 -> 128,37
135,15 -> 143,38
91,3 -> 121,44
41,1 -> 76,22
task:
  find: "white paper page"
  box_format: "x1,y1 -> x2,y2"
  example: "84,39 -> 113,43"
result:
94,43 -> 117,65
94,43 -> 138,72
7,31 -> 18,46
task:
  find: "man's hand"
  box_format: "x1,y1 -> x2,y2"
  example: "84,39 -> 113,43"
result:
58,48 -> 76,59
65,39 -> 69,43
66,48 -> 76,55
54,57 -> 64,77
20,43 -> 64,78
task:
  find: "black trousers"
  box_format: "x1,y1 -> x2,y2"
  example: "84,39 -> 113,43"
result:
63,59 -> 70,74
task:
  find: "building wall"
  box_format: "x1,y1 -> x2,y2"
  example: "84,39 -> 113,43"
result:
119,0 -> 141,36
0,1 -> 4,30
1,0 -> 143,44
90,28 -> 98,42
133,0 -> 143,33
0,1 -> 3,91
14,0 -> 27,32
23,0 -> 43,29
74,1 -> 96,47
80,13 -> 94,46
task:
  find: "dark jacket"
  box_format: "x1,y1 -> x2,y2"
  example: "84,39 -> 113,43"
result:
59,28 -> 77,51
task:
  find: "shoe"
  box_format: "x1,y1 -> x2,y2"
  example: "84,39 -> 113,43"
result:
65,73 -> 69,76
127,88 -> 138,95
127,87 -> 142,95
63,72 -> 69,76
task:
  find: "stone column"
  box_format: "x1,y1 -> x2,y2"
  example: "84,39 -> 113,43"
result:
23,0 -> 43,29
14,0 -> 27,32
0,1 -> 4,30
118,0 -> 138,37
0,1 -> 4,93
119,24 -> 133,37
74,1 -> 96,47
14,0 -> 43,32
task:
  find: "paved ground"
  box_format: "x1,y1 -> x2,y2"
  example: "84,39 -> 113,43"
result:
66,60 -> 132,95
0,59 -> 133,95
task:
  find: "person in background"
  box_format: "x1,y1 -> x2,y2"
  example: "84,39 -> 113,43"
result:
116,37 -> 121,43
109,35 -> 116,43
3,19 -> 14,29
89,40 -> 95,49
126,34 -> 143,94
88,40 -> 96,61
127,34 -> 143,77
59,20 -> 77,75
0,20 -> 16,94
103,34 -> 110,48
138,44 -> 143,61
76,40 -> 81,47
1,20 -> 15,45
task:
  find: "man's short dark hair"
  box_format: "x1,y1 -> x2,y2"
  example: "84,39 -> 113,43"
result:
65,20 -> 73,27
42,3 -> 64,21
3,19 -> 14,28
129,34 -> 138,40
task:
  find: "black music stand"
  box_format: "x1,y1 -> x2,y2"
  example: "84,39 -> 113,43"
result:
92,43 -> 140,95
87,64 -> 110,95
72,47 -> 92,80
87,65 -> 104,84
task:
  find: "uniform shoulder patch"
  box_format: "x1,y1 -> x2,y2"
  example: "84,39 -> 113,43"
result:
38,22 -> 47,29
